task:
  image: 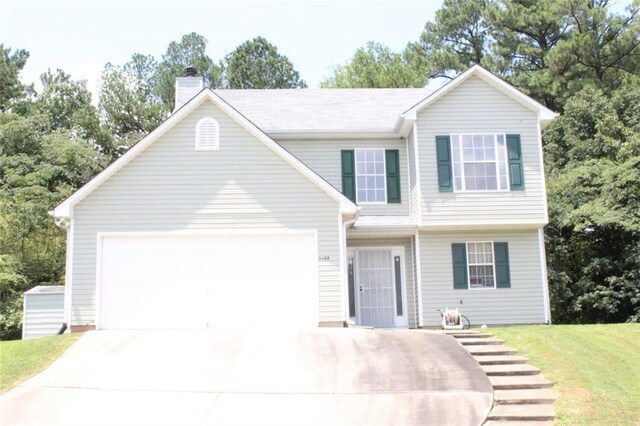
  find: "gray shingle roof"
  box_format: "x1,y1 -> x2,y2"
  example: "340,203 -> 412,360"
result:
214,88 -> 435,133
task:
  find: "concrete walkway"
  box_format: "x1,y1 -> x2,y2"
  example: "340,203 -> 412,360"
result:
1,329 -> 493,425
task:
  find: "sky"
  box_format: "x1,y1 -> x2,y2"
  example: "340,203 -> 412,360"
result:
0,0 -> 443,101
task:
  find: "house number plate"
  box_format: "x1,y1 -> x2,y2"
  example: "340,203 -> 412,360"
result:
318,256 -> 330,261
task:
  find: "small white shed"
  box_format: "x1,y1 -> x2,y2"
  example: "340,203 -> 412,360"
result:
22,286 -> 65,340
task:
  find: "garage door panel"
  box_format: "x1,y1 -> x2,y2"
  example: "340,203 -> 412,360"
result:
98,232 -> 318,329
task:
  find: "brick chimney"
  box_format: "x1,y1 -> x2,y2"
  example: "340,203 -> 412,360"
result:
174,66 -> 204,111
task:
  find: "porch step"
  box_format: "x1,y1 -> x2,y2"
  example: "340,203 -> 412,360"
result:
494,389 -> 557,405
475,355 -> 528,365
482,364 -> 541,376
459,337 -> 504,345
489,375 -> 553,390
440,329 -> 477,335
466,345 -> 518,355
487,404 -> 556,421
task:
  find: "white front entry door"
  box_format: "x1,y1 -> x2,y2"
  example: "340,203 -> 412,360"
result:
97,231 -> 318,329
351,248 -> 406,328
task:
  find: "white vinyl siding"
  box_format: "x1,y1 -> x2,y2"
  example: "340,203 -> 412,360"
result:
23,290 -> 65,339
279,138 -> 409,216
417,76 -> 546,226
347,238 -> 417,328
419,229 -> 546,326
71,101 -> 342,326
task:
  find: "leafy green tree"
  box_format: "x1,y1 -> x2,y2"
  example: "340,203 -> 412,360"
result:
321,42 -> 427,88
99,54 -> 168,144
408,0 -> 494,79
0,253 -> 28,340
486,0 -> 570,110
155,33 -> 222,106
551,0 -> 640,96
224,36 -> 307,89
544,86 -> 640,323
0,45 -> 32,112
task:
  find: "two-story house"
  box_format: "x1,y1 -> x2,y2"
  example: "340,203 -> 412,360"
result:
52,65 -> 556,331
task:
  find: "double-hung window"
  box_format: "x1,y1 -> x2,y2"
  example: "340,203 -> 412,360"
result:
451,134 -> 509,191
466,242 -> 496,289
341,148 -> 401,204
355,148 -> 386,203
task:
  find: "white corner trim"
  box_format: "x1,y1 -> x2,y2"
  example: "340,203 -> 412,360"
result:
538,227 -> 552,324
537,116 -> 550,225
412,122 -> 423,225
53,89 -> 358,219
414,232 -> 424,327
401,65 -> 558,123
63,217 -> 74,327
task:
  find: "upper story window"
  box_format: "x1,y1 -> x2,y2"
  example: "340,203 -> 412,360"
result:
436,133 -> 523,193
451,134 -> 508,191
355,148 -> 386,203
195,117 -> 220,151
341,148 -> 401,204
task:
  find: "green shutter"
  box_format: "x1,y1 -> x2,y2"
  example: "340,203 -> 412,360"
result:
385,149 -> 401,203
507,134 -> 524,190
451,243 -> 468,290
394,255 -> 403,316
348,257 -> 356,317
436,136 -> 453,192
494,242 -> 511,288
341,150 -> 356,202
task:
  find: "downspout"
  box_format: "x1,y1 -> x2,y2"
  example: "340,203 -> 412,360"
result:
342,207 -> 361,325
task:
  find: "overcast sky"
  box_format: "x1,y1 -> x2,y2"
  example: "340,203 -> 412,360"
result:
0,0 -> 443,100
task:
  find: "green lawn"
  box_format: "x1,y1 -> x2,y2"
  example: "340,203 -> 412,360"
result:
489,324 -> 640,425
0,333 -> 82,393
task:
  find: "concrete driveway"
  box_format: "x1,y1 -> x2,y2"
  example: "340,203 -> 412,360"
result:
0,328 -> 492,425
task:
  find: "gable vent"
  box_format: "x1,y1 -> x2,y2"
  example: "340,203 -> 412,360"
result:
195,117 -> 220,151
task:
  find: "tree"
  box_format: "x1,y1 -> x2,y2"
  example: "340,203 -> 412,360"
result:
321,42 -> 427,88
543,86 -> 640,323
408,0 -> 494,79
551,0 -> 640,96
486,0 -> 570,110
155,33 -> 222,106
224,36 -> 307,89
0,45 -> 31,112
99,54 -> 168,143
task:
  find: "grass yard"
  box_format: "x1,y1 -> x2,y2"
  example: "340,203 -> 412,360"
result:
489,324 -> 640,425
0,333 -> 82,393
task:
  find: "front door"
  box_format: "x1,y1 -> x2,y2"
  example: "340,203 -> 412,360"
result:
351,248 -> 405,328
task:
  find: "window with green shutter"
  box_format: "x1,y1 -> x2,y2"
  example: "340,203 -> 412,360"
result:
451,241 -> 511,289
341,150 -> 356,202
436,136 -> 453,192
451,243 -> 468,289
507,134 -> 524,190
385,149 -> 401,203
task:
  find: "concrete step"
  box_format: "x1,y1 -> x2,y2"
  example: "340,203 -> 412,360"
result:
487,404 -> 555,421
449,333 -> 492,339
466,345 -> 518,355
482,364 -> 541,376
440,329 -> 477,335
490,375 -> 552,390
494,388 -> 557,405
475,355 -> 528,365
484,421 -> 555,426
459,337 -> 504,345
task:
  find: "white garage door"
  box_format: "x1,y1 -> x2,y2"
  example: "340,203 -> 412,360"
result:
97,231 -> 318,329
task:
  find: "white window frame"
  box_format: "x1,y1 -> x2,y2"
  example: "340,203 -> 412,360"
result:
195,117 -> 220,151
354,148 -> 387,204
466,241 -> 497,290
451,133 -> 510,193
